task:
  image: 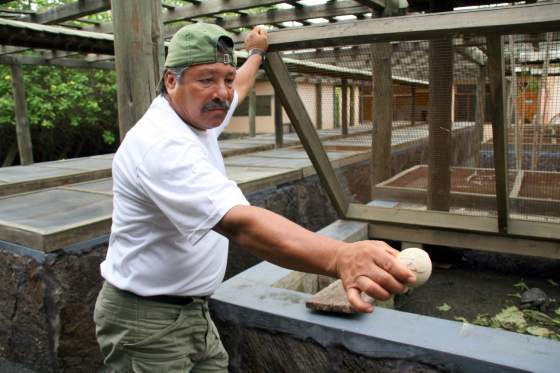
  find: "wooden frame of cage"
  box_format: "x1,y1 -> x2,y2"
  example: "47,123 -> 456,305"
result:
264,2 -> 560,259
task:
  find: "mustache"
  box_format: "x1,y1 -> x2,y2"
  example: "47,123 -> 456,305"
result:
202,99 -> 230,112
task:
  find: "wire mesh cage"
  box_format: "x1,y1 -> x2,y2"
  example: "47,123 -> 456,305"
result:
272,30 -> 560,226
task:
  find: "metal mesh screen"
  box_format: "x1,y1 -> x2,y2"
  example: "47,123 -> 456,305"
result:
271,31 -> 559,224
505,33 -> 560,223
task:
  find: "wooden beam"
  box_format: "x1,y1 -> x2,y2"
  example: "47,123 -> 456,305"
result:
486,34 -> 509,233
341,78 -> 348,136
348,203 -> 499,233
83,0 -> 300,35
0,45 -> 30,56
0,54 -> 114,69
274,92 -> 283,147
427,38 -> 453,212
410,85 -> 416,126
0,8 -> 35,15
474,65 -> 486,168
509,35 -> 521,171
370,42 -> 393,193
350,202 -> 560,245
213,0 -> 371,34
112,0 -> 164,140
264,52 -> 349,217
2,142 -> 18,167
359,81 -> 365,124
0,18 -> 114,55
9,64 -> 33,165
265,3 -> 560,52
248,88 -> 256,137
353,0 -> 386,10
20,0 -> 111,25
368,223 -> 560,260
349,82 -> 355,127
456,45 -> 486,66
315,80 -> 322,130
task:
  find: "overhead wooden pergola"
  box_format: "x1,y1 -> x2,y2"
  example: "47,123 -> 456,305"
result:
1,0 -> 560,258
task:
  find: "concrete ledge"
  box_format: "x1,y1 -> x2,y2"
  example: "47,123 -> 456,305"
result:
211,220 -> 560,373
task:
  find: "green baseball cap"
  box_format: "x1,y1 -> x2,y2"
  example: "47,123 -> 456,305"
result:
159,23 -> 237,91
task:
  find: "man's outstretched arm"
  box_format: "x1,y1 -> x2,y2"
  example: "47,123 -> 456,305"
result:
216,205 -> 416,313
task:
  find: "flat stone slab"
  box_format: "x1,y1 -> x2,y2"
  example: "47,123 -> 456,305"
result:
61,178 -> 113,195
41,157 -> 113,171
305,279 -> 374,314
0,165 -> 81,182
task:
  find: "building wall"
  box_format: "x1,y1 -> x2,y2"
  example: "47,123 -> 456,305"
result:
543,76 -> 560,125
224,80 -> 344,135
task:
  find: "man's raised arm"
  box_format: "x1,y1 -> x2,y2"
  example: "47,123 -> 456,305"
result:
233,26 -> 268,103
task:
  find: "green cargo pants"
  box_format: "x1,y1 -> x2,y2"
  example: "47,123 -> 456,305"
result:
94,281 -> 228,373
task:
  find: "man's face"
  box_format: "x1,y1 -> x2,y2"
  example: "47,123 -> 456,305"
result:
165,63 -> 236,130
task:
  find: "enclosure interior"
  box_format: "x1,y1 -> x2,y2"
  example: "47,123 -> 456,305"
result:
273,28 -> 560,250
266,28 -> 560,336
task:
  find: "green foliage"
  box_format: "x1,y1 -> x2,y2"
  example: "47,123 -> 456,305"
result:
514,280 -> 529,291
0,65 -> 118,162
456,306 -> 560,341
437,303 -> 451,312
102,130 -> 116,145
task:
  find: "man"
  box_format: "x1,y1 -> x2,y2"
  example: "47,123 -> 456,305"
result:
94,23 -> 415,372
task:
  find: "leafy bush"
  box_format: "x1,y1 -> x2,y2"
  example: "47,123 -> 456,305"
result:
0,65 -> 118,163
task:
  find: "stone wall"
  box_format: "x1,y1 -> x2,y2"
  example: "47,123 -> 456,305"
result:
214,323 -> 443,373
0,244 -> 107,373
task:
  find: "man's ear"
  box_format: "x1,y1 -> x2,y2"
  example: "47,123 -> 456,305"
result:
164,71 -> 177,91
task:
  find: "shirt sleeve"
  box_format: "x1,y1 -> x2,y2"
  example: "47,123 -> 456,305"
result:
136,136 -> 249,245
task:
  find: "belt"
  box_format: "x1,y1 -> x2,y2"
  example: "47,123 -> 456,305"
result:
117,286 -> 201,306
138,293 -> 196,306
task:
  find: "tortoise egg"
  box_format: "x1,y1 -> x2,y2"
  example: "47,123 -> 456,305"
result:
397,247 -> 432,287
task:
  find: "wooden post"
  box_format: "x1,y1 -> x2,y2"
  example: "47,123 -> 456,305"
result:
370,42 -> 394,197
265,53 -> 349,217
341,79 -> 348,135
2,143 -> 18,167
359,81 -> 365,125
248,88 -> 256,137
474,65 -> 486,168
531,32 -> 552,170
508,35 -> 522,170
10,64 -> 33,165
112,0 -> 164,141
274,92 -> 283,147
410,85 -> 416,127
487,34 -> 509,233
427,38 -> 454,212
349,82 -> 355,127
315,80 -> 322,130
333,85 -> 339,128
369,2 -> 400,198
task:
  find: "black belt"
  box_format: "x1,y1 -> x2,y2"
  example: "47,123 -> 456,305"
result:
140,294 -> 196,306
119,287 -> 200,306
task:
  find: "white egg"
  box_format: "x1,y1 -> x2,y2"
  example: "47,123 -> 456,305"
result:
397,247 -> 432,287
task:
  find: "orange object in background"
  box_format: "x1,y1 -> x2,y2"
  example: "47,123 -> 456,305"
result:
517,90 -> 538,124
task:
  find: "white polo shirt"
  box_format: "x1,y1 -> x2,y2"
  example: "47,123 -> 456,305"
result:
101,92 -> 248,297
